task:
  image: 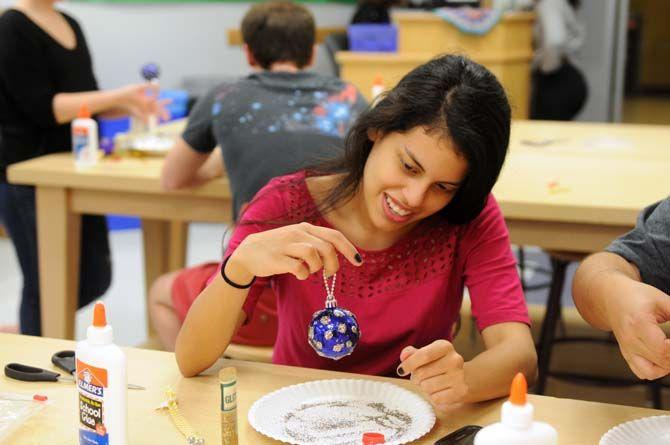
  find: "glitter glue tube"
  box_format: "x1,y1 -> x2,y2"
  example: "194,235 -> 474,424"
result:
219,367 -> 238,445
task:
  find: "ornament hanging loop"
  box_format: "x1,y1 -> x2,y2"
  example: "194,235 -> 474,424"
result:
323,269 -> 338,308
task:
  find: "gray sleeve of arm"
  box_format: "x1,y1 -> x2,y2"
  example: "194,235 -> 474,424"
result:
606,197 -> 670,294
181,89 -> 217,153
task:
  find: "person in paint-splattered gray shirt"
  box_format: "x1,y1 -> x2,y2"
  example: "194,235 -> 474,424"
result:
573,196 -> 670,381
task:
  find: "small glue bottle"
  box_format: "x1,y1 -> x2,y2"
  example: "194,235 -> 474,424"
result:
71,103 -> 99,169
75,301 -> 127,445
371,74 -> 385,104
474,373 -> 557,445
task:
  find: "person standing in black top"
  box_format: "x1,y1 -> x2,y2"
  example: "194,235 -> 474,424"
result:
0,0 -> 166,335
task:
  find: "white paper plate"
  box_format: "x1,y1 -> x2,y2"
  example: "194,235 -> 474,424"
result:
600,416 -> 670,445
129,134 -> 174,153
248,378 -> 436,445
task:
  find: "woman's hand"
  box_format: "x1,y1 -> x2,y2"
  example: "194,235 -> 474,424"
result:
113,83 -> 170,123
226,222 -> 362,284
397,340 -> 468,412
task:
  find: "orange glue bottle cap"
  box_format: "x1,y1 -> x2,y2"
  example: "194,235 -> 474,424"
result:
77,103 -> 91,119
93,301 -> 107,327
509,372 -> 527,406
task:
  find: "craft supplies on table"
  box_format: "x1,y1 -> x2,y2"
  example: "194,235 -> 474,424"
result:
248,378 -> 435,444
220,367 -> 238,445
600,416 -> 670,445
156,387 -> 205,445
72,103 -> 100,169
75,301 -> 128,445
4,350 -> 144,390
0,392 -> 49,441
474,373 -> 557,445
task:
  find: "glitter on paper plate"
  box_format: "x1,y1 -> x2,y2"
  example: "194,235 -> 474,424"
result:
248,379 -> 435,445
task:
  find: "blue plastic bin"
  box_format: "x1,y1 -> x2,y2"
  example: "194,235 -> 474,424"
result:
98,116 -> 131,155
160,89 -> 189,120
347,24 -> 398,52
106,215 -> 141,231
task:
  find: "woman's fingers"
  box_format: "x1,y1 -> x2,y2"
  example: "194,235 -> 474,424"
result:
284,242 -> 324,275
300,232 -> 341,276
300,223 -> 362,267
282,256 -> 311,281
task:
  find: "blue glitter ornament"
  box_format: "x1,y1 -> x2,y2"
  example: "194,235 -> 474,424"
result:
307,271 -> 361,360
140,63 -> 160,82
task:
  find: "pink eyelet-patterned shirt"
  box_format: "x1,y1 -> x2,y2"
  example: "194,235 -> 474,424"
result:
222,171 -> 529,377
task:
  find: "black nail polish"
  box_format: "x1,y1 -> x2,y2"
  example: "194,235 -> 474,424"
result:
396,366 -> 406,377
355,253 -> 362,263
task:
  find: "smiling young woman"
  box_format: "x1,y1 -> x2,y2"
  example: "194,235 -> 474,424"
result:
174,54 -> 537,414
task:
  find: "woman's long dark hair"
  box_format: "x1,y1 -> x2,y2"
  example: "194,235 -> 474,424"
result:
313,54 -> 511,225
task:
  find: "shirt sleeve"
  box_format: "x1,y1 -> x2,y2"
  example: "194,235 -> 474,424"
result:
461,194 -> 530,331
606,197 -> 670,294
0,16 -> 58,128
181,88 -> 218,153
221,177 -> 288,323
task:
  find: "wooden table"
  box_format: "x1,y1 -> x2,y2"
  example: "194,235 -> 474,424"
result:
7,120 -> 670,340
7,154 -> 230,339
0,333 -> 664,444
497,120 -> 670,253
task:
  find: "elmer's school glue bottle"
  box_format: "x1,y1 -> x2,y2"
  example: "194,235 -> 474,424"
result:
72,103 -> 99,169
76,301 -> 128,445
474,373 -> 557,445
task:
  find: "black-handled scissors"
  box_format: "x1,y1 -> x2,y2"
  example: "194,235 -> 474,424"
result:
5,362 -> 74,383
51,350 -> 76,375
54,350 -> 145,390
6,350 -> 146,390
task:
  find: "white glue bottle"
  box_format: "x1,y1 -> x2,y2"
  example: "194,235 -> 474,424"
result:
371,74 -> 385,104
75,301 -> 128,445
474,373 -> 557,445
71,102 -> 99,169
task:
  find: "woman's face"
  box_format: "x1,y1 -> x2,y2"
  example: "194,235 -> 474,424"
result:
361,126 -> 468,235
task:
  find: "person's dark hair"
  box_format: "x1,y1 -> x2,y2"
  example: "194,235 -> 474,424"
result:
241,1 -> 315,70
315,54 -> 511,225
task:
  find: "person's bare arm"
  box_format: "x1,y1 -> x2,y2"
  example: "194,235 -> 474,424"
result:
175,223 -> 362,377
461,322 -> 537,402
52,84 -> 166,124
573,252 -> 641,330
161,138 -> 223,190
175,270 -> 250,378
573,252 -> 670,379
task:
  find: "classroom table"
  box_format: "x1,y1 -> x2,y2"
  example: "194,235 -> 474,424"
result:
7,120 -> 670,340
0,333 -> 665,444
7,153 -> 230,339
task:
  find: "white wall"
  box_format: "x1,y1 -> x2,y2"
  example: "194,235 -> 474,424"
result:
38,2 -> 355,90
